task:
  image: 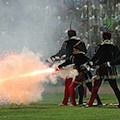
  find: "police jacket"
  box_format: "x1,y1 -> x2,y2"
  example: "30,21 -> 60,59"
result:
58,53 -> 89,73
91,40 -> 120,66
52,36 -> 87,60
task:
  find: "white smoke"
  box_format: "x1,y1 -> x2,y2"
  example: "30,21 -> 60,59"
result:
0,0 -> 61,57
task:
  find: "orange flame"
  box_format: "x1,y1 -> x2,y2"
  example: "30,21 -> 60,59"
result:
0,68 -> 55,81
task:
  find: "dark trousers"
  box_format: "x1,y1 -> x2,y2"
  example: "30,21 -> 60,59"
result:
78,82 -> 102,105
109,79 -> 120,103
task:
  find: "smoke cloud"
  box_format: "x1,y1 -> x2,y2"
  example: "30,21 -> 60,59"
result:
0,0 -> 62,57
0,48 -> 58,105
0,1 -> 66,104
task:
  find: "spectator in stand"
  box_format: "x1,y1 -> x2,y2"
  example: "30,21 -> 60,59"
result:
89,9 -> 103,30
98,1 -> 106,18
79,5 -> 89,36
89,8 -> 103,52
116,1 -> 120,12
115,21 -> 120,49
107,0 -> 117,13
101,25 -> 109,32
73,0 -> 84,8
115,11 -> 120,25
103,10 -> 116,32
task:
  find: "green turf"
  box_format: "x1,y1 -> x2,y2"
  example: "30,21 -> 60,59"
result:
0,92 -> 120,120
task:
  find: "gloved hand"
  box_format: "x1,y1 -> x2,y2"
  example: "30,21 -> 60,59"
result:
54,56 -> 60,61
87,61 -> 93,67
89,61 -> 93,66
87,61 -> 96,69
45,56 -> 55,63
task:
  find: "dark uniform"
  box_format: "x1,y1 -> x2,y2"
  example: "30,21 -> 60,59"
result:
49,36 -> 87,62
58,40 -> 102,106
87,32 -> 120,107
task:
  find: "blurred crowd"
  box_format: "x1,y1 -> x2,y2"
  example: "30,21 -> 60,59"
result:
44,0 -> 120,55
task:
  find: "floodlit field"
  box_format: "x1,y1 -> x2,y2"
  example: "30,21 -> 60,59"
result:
0,84 -> 120,120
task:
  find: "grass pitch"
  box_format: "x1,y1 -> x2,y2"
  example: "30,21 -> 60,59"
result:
0,86 -> 120,120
